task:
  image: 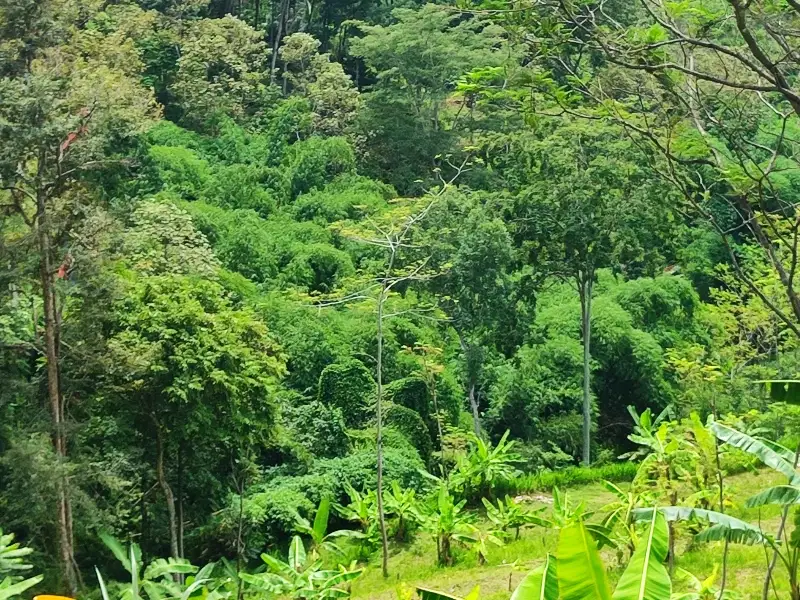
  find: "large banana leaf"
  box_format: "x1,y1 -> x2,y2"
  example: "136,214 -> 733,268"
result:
143,558 -> 198,580
0,575 -> 43,600
745,484 -> 800,508
314,497 -> 332,544
612,510 -> 670,600
100,532 -> 133,574
288,536 -> 306,572
557,522 -> 612,600
510,555 -> 558,600
260,552 -> 292,576
710,422 -> 799,484
758,439 -> 796,464
633,508 -> 769,546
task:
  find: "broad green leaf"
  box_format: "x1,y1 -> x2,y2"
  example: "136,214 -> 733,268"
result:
321,569 -> 364,588
633,508 -> 769,546
0,575 -> 43,600
260,552 -> 292,576
314,497 -> 332,544
557,522 -> 612,600
144,558 -> 198,580
612,510 -> 670,600
745,485 -> 800,507
180,577 -> 209,600
710,422 -> 799,484
288,536 -> 306,572
757,439 -> 796,464
100,532 -> 132,573
511,555 -> 558,600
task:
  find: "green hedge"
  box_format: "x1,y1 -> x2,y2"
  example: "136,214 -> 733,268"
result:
496,462 -> 639,496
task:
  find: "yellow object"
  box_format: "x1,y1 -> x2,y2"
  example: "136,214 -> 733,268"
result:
34,595 -> 75,600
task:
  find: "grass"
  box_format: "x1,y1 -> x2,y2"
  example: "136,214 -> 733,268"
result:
351,469 -> 789,600
494,462 -> 639,497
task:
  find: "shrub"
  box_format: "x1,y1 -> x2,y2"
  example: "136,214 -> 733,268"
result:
313,447 -> 427,498
383,403 -> 433,465
281,398 -> 350,458
204,164 -> 276,217
292,174 -> 392,223
284,136 -> 356,198
215,487 -> 314,555
148,145 -> 211,200
386,376 -> 429,417
282,243 -> 355,293
317,361 -> 374,427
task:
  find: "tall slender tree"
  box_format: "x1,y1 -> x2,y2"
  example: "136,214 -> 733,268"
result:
0,1 -> 157,590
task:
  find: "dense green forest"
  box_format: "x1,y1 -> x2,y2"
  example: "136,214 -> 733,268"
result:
4,0 -> 800,599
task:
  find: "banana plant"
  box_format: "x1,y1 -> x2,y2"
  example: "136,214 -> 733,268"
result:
240,536 -> 362,600
527,487 -> 615,549
296,497 -> 358,558
334,484 -> 378,537
420,509 -> 671,600
418,485 -> 478,566
481,495 -> 540,541
97,533 -> 215,600
600,482 -> 657,563
383,481 -> 422,541
334,484 -> 380,558
0,530 -> 42,600
670,566 -> 739,600
451,431 -> 522,502
631,421 -> 800,599
468,528 -> 504,566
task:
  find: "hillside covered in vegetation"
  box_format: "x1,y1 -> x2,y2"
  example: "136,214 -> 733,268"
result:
3,0 -> 800,599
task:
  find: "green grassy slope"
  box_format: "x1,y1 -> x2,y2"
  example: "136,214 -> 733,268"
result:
351,469 -> 787,600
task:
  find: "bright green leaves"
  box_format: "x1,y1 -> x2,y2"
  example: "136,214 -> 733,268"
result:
612,511 -> 671,600
510,555 -> 558,600
710,422 -> 800,485
557,522 -> 612,600
0,530 -> 40,600
288,536 -> 306,572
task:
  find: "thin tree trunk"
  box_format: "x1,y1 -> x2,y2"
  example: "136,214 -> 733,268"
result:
430,372 -> 447,477
457,332 -> 481,436
36,198 -> 78,596
270,0 -> 290,84
467,380 -> 481,436
579,272 -> 593,466
235,458 -> 246,600
141,475 -> 150,565
376,283 -> 390,578
712,406 -> 729,599
177,444 -> 184,561
153,418 -> 180,560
